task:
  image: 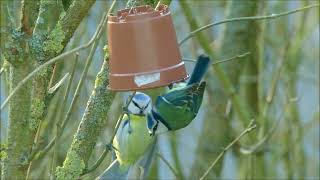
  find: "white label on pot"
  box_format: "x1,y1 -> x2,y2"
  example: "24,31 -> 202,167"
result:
134,72 -> 160,87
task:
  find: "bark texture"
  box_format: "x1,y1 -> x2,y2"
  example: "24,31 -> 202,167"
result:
1,0 -> 95,178
56,57 -> 116,180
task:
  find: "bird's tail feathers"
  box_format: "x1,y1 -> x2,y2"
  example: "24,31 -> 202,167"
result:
96,160 -> 130,180
187,54 -> 211,85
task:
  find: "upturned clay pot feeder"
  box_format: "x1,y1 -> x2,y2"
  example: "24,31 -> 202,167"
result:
107,4 -> 188,91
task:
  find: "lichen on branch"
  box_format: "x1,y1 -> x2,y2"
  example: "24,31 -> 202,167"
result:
55,56 -> 116,179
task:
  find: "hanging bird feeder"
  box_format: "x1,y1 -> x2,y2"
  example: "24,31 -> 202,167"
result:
107,4 -> 188,91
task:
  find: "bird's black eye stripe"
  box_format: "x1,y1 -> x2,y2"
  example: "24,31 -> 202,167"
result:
144,100 -> 151,110
132,100 -> 141,109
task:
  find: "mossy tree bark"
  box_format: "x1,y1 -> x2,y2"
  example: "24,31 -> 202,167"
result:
1,0 -> 39,178
1,0 -> 95,179
4,61 -> 33,179
55,56 -> 116,179
57,1 -> 173,179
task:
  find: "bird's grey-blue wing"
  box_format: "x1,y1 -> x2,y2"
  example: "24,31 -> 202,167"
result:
160,83 -> 199,107
159,82 -> 206,112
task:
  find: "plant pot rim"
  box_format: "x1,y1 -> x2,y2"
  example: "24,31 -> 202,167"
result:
107,4 -> 188,91
108,4 -> 169,23
107,75 -> 189,91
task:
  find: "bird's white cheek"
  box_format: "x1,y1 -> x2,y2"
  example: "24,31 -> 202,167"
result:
128,103 -> 140,114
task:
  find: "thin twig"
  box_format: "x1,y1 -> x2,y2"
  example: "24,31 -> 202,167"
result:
80,147 -> 109,176
28,55 -> 78,162
60,37 -> 100,132
0,0 -> 117,110
183,52 -> 250,64
240,98 -> 299,155
200,119 -> 257,180
179,3 -> 319,46
157,152 -> 180,179
57,53 -> 80,126
50,53 -> 79,177
155,1 -> 161,10
28,1 -> 117,161
32,35 -> 104,161
26,73 -> 69,179
32,138 -> 55,160
81,92 -> 137,175
259,41 -> 290,136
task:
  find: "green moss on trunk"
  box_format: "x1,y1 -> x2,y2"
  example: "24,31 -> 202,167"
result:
3,62 -> 33,179
2,0 -> 96,178
56,59 -> 116,179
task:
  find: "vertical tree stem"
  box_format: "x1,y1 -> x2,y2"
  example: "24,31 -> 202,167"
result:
50,54 -> 79,179
4,62 -> 33,179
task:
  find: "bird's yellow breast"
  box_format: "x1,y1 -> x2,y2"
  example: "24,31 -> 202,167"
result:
113,114 -> 155,165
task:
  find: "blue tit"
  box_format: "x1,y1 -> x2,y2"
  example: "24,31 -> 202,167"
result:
147,55 -> 211,135
98,92 -> 155,180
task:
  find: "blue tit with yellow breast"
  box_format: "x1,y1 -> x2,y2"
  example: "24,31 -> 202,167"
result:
98,92 -> 155,179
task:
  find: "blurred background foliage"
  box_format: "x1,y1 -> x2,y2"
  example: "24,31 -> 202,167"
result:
0,0 -> 319,179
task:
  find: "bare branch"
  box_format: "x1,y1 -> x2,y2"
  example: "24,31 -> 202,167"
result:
183,52 -> 250,64
179,3 -> 320,46
47,73 -> 70,97
200,119 -> 257,180
50,53 -> 79,177
1,3 -> 111,110
259,41 -> 290,136
157,152 -> 179,179
240,98 -> 299,155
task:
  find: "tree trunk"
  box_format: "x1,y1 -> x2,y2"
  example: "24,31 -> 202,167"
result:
1,0 -> 95,178
56,57 -> 116,179
4,62 -> 33,179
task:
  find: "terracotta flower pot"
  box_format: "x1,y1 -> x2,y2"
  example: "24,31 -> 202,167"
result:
107,4 -> 188,91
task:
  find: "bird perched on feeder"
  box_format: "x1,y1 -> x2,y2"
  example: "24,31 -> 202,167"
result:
98,92 -> 155,179
146,55 -> 212,136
